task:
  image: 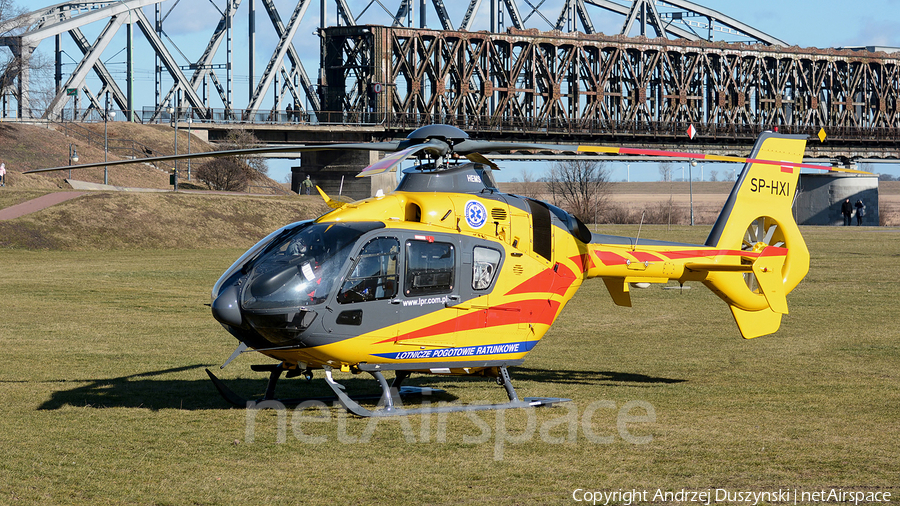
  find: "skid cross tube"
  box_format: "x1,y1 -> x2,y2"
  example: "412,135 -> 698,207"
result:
206,365 -> 570,416
321,365 -> 570,418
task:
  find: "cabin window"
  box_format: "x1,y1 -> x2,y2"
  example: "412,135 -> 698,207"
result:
472,247 -> 501,290
337,237 -> 400,303
336,310 -> 363,326
405,239 -> 455,296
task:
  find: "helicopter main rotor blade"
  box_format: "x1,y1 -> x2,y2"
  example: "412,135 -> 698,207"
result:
23,123 -> 871,177
454,139 -> 575,155
357,138 -> 450,178
573,144 -> 871,174
22,141 -> 405,174
455,139 -> 870,175
464,152 -> 499,170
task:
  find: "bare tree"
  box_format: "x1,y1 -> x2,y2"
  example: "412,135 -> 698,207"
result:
517,168 -> 542,199
709,169 -> 718,182
222,128 -> 269,177
658,161 -> 674,182
196,157 -> 253,192
547,159 -> 610,224
0,2 -> 64,116
0,1 -> 31,95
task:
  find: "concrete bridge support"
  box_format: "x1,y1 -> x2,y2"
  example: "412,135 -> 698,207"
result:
291,150 -> 396,200
796,174 -> 880,226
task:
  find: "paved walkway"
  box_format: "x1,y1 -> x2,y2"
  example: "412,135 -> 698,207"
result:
0,192 -> 86,220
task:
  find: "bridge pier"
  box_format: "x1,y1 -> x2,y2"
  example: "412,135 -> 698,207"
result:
291,150 -> 396,201
796,174 -> 879,226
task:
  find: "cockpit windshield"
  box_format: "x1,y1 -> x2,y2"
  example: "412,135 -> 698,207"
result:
241,222 -> 383,311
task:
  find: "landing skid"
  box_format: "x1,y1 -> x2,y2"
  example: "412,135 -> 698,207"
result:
205,367 -> 435,407
322,365 -> 570,417
206,365 -> 570,417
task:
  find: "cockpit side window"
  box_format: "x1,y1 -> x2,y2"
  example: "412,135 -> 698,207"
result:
405,240 -> 455,296
472,246 -> 501,290
337,237 -> 400,304
240,222 -> 382,311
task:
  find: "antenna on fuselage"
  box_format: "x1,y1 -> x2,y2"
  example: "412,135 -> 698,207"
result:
633,211 -> 645,251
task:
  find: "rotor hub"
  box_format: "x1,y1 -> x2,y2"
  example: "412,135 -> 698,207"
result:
406,124 -> 469,145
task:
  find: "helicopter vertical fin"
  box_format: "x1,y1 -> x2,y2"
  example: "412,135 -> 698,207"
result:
700,132 -> 810,338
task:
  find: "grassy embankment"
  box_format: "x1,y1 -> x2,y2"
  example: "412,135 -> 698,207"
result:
0,121 -> 286,193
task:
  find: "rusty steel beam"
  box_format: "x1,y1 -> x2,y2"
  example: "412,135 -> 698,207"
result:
321,26 -> 900,160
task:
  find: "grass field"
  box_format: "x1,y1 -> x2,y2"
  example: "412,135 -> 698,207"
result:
0,225 -> 898,505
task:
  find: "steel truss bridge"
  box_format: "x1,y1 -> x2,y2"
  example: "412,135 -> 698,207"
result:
2,0 -> 899,164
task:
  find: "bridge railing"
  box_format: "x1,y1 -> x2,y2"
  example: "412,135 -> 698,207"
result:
139,107 -> 316,125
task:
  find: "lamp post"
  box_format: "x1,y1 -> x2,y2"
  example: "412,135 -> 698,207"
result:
103,92 -> 115,185
167,101 -> 178,191
626,163 -> 630,182
186,115 -> 192,181
68,144 -> 78,179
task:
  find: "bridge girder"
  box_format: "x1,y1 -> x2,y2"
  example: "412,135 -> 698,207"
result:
2,0 -> 790,121
322,25 -> 900,159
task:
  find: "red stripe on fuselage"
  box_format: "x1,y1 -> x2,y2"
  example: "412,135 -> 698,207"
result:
375,299 -> 562,345
569,253 -> 595,273
569,254 -> 584,272
631,251 -> 663,262
657,249 -> 749,260
593,247 -> 759,264
505,263 -> 577,297
594,251 -> 628,265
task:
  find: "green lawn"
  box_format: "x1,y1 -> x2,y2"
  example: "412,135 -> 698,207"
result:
0,226 -> 897,505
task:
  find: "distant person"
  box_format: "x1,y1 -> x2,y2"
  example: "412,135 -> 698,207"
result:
302,175 -> 314,195
0,162 -> 5,186
841,198 -> 853,226
855,199 -> 865,225
285,103 -> 293,123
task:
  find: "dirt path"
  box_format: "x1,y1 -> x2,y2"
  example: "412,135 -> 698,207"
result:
0,192 -> 86,220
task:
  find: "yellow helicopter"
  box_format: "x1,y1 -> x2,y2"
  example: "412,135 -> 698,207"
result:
26,124 -> 855,416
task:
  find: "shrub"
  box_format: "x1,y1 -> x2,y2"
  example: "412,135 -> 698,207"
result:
195,157 -> 253,192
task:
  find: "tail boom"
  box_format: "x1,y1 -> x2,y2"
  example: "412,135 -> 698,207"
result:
585,132 -> 810,338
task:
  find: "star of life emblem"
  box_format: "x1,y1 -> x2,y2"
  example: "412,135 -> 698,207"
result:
465,200 -> 487,229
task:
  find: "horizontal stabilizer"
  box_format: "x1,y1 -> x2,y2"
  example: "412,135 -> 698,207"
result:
685,262 -> 752,273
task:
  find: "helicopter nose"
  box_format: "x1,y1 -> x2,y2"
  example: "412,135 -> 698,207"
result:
212,285 -> 243,328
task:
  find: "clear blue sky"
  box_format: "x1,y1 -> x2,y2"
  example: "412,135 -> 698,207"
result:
21,0 -> 900,182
